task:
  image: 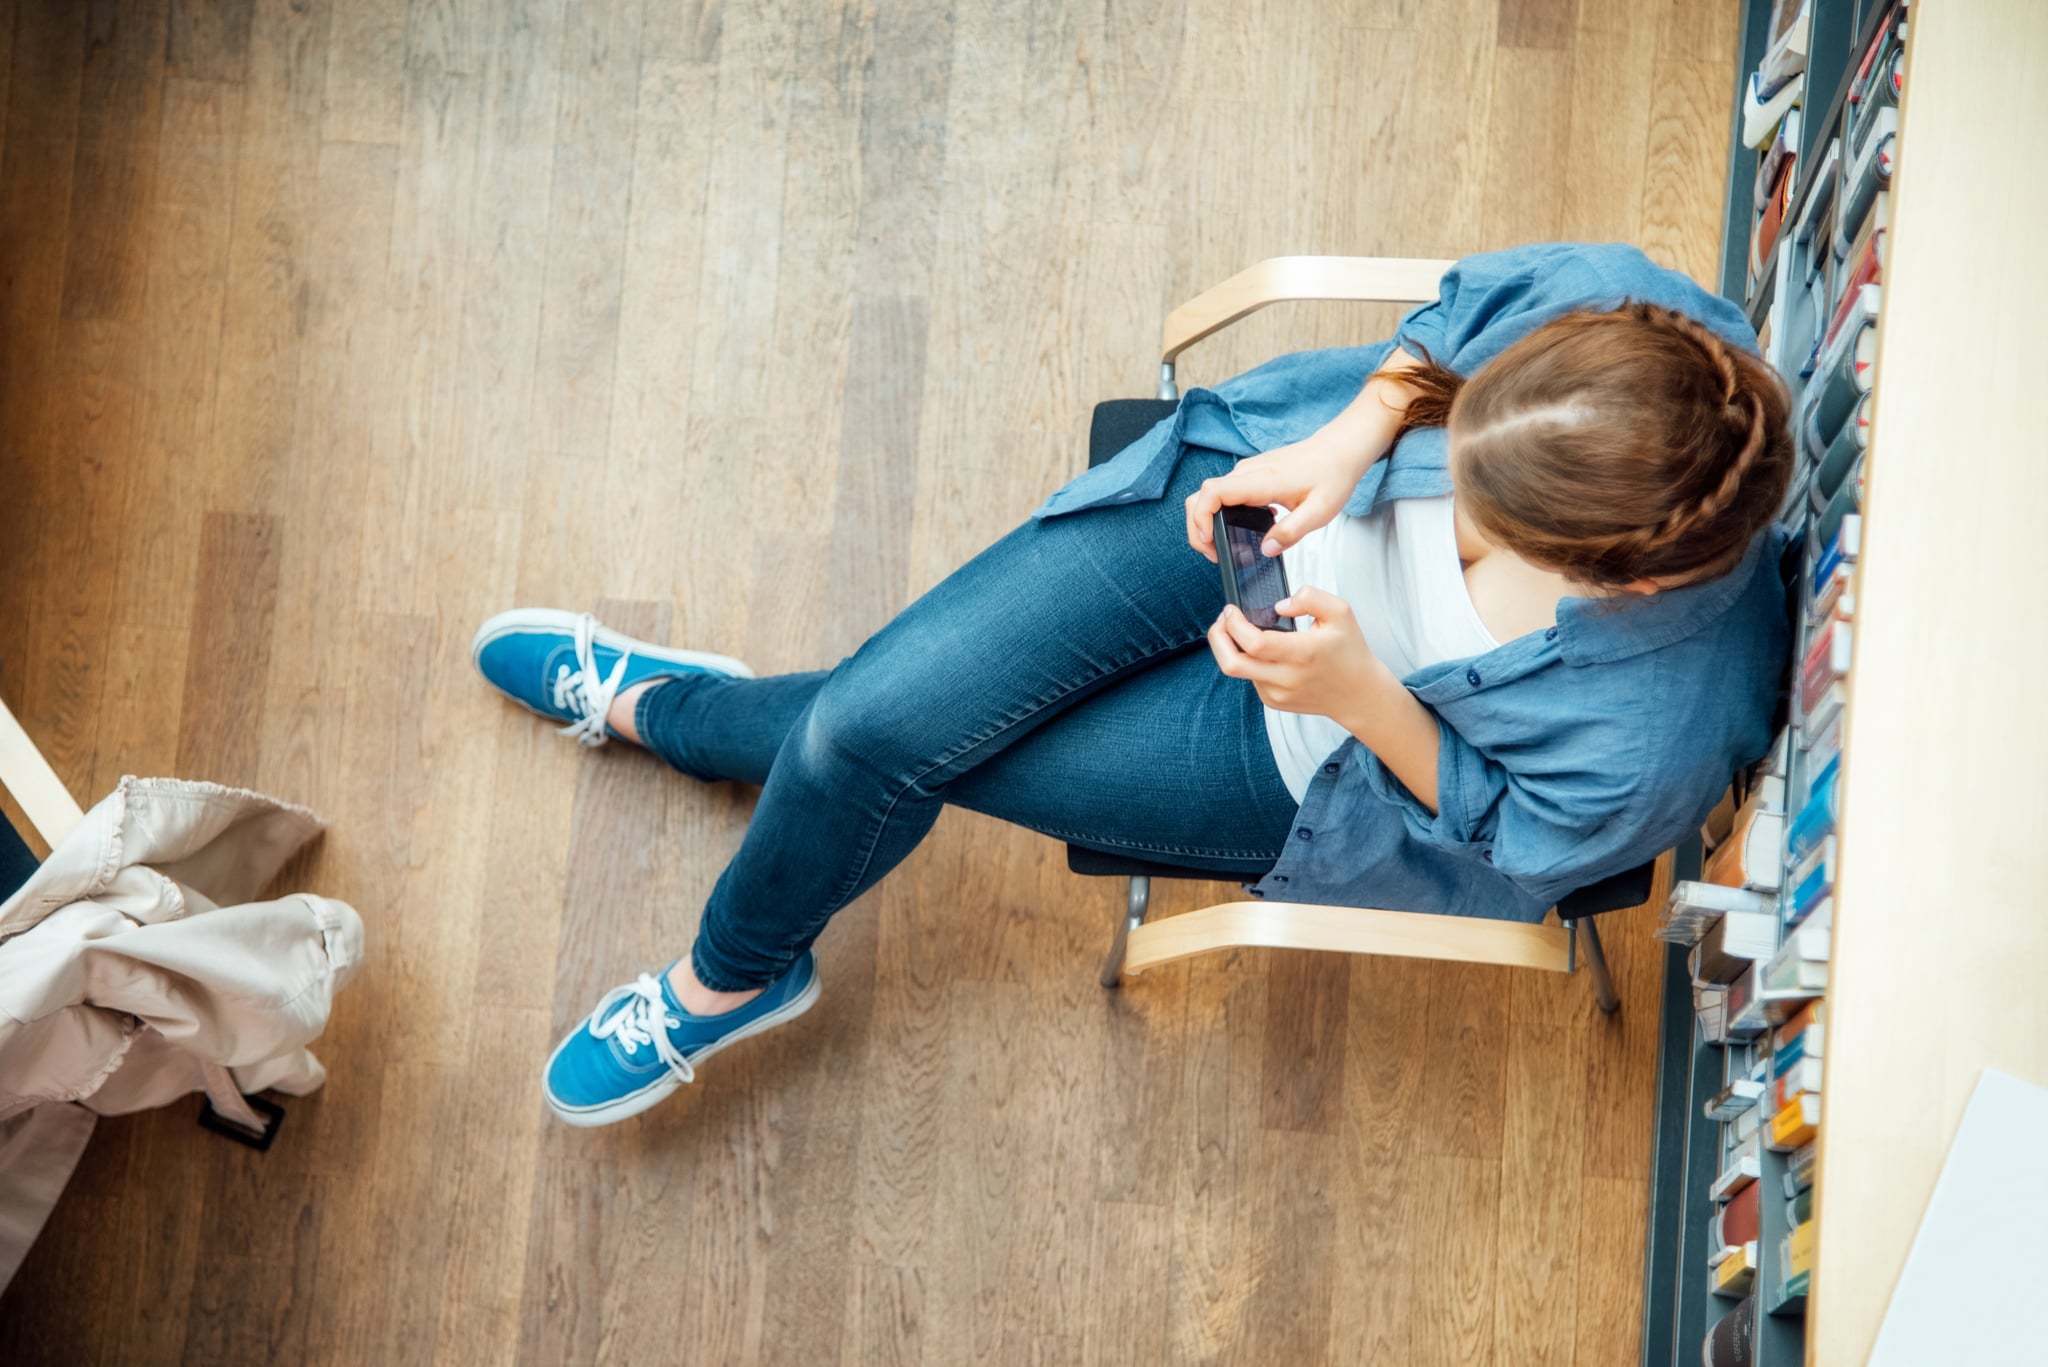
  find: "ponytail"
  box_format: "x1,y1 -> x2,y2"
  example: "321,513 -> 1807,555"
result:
1378,345 -> 1466,440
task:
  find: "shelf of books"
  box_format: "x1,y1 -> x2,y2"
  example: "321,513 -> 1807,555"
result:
1641,3 -> 1904,1366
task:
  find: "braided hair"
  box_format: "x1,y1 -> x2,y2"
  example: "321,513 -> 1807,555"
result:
1386,301 -> 1792,589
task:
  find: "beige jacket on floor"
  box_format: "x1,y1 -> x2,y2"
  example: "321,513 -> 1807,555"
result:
0,778 -> 363,1286
0,776 -> 363,1117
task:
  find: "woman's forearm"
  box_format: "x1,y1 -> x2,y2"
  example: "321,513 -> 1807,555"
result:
1333,663 -> 1441,814
1314,346 -> 1429,472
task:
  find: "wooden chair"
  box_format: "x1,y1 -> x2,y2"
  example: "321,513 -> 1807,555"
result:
1073,256 -> 1655,1010
0,695 -> 84,856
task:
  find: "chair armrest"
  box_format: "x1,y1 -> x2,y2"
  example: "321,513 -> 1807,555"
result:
1121,898 -> 1570,977
1161,255 -> 1454,365
0,695 -> 84,850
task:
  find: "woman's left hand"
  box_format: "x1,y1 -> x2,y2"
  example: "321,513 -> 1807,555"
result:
1206,587 -> 1392,724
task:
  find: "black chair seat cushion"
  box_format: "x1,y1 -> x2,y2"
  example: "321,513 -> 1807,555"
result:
1089,399 -> 1180,469
1064,842 -> 1250,885
1552,859 -> 1657,920
1070,837 -> 1654,919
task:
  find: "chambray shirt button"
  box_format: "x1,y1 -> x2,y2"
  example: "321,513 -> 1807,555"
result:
1465,667 -> 1482,687
1272,874 -> 1289,885
1296,827 -> 1314,842
1322,761 -> 1340,775
1545,626 -> 1559,641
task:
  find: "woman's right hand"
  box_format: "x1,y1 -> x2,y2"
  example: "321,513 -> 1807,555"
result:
1184,428 -> 1379,562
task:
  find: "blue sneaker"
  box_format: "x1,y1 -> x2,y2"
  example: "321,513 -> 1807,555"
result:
542,953 -> 822,1126
470,608 -> 753,746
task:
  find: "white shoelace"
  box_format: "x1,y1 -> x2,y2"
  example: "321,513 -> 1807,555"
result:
587,974 -> 696,1084
550,613 -> 630,747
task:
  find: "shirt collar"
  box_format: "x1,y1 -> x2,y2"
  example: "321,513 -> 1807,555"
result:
1552,525 -> 1788,666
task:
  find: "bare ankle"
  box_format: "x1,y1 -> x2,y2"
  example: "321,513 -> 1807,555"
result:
667,955 -> 764,1016
607,680 -> 658,745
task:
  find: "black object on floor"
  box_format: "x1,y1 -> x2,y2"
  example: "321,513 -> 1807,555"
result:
0,810 -> 38,904
198,1093 -> 287,1152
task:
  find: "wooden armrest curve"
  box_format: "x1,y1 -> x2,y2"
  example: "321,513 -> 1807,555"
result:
1161,256 -> 1454,365
1121,899 -> 1570,977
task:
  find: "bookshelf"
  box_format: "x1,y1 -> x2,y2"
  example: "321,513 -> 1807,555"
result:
1645,2 -> 2048,1364
1804,2 -> 2048,1361
1651,5 -> 1897,1364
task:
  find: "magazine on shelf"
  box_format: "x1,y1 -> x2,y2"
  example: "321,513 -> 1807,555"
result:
1802,679 -> 1848,744
1837,107 -> 1898,260
1808,562 -> 1854,626
1656,880 -> 1775,945
1846,5 -> 1907,149
1801,696 -> 1844,773
1713,1127 -> 1765,1200
1790,137 -> 1840,252
1768,1092 -> 1822,1151
1799,616 -> 1853,714
1811,514 -> 1862,592
1693,909 -> 1781,985
1816,458 -> 1864,548
1787,756 -> 1840,865
1812,393 -> 1871,506
1760,0 -> 1812,89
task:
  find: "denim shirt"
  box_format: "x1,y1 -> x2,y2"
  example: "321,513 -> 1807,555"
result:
1035,243 -> 1792,920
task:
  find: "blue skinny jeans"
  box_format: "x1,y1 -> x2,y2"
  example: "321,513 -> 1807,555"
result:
635,448 -> 1297,991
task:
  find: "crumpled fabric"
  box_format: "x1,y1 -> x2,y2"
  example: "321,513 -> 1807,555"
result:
0,776 -> 362,1118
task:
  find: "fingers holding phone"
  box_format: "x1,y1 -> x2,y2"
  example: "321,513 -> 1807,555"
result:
1183,436 -> 1361,561
1212,506 -> 1296,632
1183,455 -> 1308,561
1210,586 -> 1388,721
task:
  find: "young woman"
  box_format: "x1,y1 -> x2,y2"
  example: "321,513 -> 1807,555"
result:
472,242 -> 1794,1127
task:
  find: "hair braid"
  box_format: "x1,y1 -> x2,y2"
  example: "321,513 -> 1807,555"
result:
1635,306 -> 1780,555
1418,299 -> 1794,588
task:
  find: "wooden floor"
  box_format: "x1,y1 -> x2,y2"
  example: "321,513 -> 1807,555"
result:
0,1 -> 1736,1363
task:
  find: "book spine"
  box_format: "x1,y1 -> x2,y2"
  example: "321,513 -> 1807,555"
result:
1702,1294 -> 1757,1367
1811,513 -> 1862,589
1815,461 -> 1865,556
1812,392 -> 1871,506
1799,619 -> 1853,712
1787,758 -> 1840,867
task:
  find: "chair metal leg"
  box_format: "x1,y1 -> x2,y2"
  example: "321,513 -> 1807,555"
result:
1099,875 -> 1151,988
1579,916 -> 1620,1014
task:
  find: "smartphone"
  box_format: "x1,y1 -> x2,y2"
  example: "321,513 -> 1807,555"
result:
1213,506 -> 1296,632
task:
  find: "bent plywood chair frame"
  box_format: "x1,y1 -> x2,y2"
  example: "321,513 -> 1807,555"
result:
1119,255 -> 1576,983
0,695 -> 84,850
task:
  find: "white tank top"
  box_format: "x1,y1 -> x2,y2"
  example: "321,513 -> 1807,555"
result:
1264,495 -> 1499,803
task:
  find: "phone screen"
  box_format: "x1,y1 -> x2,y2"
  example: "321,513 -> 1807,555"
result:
1222,518 -> 1291,631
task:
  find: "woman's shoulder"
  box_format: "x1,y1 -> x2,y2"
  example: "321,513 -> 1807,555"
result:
1483,241 -> 1758,353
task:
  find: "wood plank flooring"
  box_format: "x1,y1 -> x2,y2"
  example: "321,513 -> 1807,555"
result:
0,1 -> 1736,1362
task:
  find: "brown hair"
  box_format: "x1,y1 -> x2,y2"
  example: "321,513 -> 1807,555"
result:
1385,302 -> 1793,589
